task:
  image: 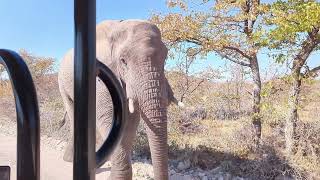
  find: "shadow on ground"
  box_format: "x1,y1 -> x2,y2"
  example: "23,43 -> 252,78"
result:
134,141 -> 299,180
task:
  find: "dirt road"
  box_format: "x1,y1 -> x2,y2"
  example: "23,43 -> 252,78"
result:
0,121 -> 217,180
0,134 -> 115,180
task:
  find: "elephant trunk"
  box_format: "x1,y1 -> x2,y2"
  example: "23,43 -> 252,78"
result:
139,70 -> 169,180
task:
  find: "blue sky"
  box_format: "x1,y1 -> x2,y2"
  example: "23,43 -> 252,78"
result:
0,0 -> 169,61
0,0 -> 319,80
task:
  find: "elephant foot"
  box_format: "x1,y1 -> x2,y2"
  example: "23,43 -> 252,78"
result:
109,169 -> 132,180
63,151 -> 73,162
63,144 -> 73,162
109,159 -> 133,180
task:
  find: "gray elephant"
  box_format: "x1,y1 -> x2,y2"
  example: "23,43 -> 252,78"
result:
58,20 -> 182,180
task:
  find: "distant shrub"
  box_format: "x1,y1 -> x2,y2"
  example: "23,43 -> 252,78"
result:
0,80 -> 12,97
18,49 -> 55,80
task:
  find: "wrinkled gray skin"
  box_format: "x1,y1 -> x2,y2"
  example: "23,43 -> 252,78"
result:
58,20 -> 178,180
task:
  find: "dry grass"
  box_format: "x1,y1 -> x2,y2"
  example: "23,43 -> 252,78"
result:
0,81 -> 12,97
1,72 -> 320,179
0,74 -> 65,138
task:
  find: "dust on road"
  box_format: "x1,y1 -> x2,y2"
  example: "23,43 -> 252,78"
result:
0,135 -> 111,180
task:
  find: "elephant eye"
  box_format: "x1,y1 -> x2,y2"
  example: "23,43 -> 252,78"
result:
120,58 -> 127,66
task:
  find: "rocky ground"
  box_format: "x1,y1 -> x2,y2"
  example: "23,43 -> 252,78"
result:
0,118 -> 248,180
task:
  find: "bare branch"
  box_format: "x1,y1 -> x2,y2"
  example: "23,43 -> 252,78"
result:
217,52 -> 251,67
223,45 -> 252,59
309,66 -> 320,74
187,37 -> 252,61
186,39 -> 202,46
303,65 -> 320,78
189,79 -> 205,94
293,28 -> 320,70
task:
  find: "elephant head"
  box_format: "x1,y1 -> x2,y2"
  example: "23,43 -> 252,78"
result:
96,20 -> 173,179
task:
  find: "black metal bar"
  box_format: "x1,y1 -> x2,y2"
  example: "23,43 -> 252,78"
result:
96,60 -> 126,168
0,49 -> 40,180
74,0 -> 96,179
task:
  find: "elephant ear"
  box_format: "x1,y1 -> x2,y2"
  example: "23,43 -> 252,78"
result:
165,78 -> 185,108
113,61 -> 125,83
98,60 -> 124,88
166,78 -> 175,104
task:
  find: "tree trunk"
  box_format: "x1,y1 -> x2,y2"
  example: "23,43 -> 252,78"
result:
286,69 -> 301,155
284,29 -> 320,155
250,56 -> 262,147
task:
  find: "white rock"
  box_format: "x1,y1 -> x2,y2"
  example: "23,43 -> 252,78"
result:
217,175 -> 224,180
262,153 -> 268,159
212,174 -> 225,180
183,175 -> 193,180
170,174 -> 185,180
275,175 -> 293,180
210,166 -> 222,174
177,162 -> 185,170
201,176 -> 209,180
224,173 -> 232,180
177,160 -> 191,171
170,169 -> 176,175
232,177 -> 244,180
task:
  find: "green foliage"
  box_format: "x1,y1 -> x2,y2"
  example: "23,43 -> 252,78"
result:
267,0 -> 320,44
266,0 -> 320,64
275,53 -> 287,64
151,0 -> 270,64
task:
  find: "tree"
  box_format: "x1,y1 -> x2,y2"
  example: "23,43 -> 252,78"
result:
18,49 -> 55,80
167,44 -> 221,103
0,49 -> 55,92
0,66 -> 5,81
151,0 -> 270,146
266,0 -> 320,155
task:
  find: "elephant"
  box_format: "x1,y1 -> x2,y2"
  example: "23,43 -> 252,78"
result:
58,20 -> 182,180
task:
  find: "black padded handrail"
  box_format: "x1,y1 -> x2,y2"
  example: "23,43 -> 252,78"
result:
73,0 -> 97,179
0,49 -> 40,180
74,0 -> 126,179
96,60 -> 126,168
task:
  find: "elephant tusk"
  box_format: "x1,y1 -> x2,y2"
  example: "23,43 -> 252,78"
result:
172,96 -> 185,108
178,101 -> 185,108
128,98 -> 135,113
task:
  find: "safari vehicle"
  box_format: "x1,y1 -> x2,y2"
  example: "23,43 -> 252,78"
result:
0,1 -> 125,179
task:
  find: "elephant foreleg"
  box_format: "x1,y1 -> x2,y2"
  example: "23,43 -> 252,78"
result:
62,99 -> 107,162
62,93 -> 75,162
96,79 -> 147,178
109,111 -> 140,180
62,78 -> 112,162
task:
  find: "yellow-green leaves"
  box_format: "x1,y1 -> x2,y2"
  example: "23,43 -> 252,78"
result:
267,0 -> 320,45
151,0 -> 272,65
18,49 -> 55,79
167,0 -> 188,10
